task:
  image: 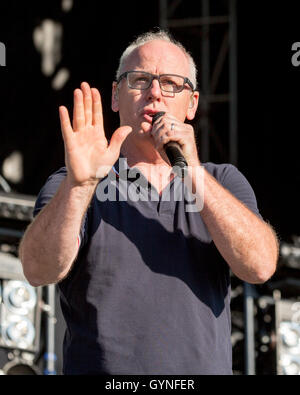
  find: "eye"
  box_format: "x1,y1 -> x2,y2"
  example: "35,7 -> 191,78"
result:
131,73 -> 150,84
160,75 -> 183,91
161,78 -> 177,86
136,76 -> 148,82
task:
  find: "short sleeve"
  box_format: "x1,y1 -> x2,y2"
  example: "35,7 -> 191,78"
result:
33,167 -> 89,249
33,167 -> 67,216
204,162 -> 263,220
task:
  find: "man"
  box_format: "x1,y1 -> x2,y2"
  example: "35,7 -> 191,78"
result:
19,30 -> 278,375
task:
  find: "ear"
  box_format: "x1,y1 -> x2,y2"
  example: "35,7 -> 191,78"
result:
111,82 -> 119,112
186,91 -> 199,121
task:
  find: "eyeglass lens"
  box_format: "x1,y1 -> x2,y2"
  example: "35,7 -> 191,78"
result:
127,72 -> 186,93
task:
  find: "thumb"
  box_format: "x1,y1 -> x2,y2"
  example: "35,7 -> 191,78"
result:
108,125 -> 132,154
140,122 -> 152,134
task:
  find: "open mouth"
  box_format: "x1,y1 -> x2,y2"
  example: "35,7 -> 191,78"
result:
143,113 -> 155,123
142,111 -> 163,124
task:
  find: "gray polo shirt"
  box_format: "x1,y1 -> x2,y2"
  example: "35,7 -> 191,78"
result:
34,160 -> 261,375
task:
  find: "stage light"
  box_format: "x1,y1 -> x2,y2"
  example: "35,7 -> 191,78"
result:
3,316 -> 35,350
276,299 -> 300,375
279,354 -> 300,375
279,322 -> 300,348
3,281 -> 37,315
0,192 -> 35,222
0,188 -> 64,374
0,252 -> 43,371
0,280 -> 41,352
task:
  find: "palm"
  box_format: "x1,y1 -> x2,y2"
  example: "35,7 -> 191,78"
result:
59,82 -> 131,185
66,123 -> 111,183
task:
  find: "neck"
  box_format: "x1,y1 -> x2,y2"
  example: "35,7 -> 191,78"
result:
120,136 -> 175,190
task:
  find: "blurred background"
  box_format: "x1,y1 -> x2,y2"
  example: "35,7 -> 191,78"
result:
0,0 -> 299,375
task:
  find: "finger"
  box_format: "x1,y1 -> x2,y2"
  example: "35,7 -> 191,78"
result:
149,122 -> 159,146
59,106 -> 73,145
81,82 -> 93,125
151,117 -> 164,132
150,122 -> 164,140
73,88 -> 85,130
152,123 -> 180,150
140,122 -> 152,134
91,88 -> 104,130
155,130 -> 167,149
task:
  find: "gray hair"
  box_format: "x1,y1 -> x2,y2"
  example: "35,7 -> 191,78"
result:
115,29 -> 198,89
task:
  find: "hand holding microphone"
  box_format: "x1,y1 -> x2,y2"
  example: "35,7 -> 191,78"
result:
151,112 -> 188,177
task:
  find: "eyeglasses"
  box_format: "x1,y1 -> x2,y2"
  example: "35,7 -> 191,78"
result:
116,70 -> 194,93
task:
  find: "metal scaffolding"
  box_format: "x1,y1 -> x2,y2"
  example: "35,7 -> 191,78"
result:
159,1 -> 257,376
159,0 -> 238,166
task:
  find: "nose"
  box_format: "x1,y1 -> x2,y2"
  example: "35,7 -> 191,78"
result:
147,78 -> 162,101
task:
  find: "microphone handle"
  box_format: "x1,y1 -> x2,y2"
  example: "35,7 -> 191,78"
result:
164,142 -> 188,169
152,112 -> 188,176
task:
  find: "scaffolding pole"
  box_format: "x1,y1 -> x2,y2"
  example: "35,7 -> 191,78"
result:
159,0 -> 256,377
200,0 -> 210,162
159,0 -> 238,165
229,0 -> 238,166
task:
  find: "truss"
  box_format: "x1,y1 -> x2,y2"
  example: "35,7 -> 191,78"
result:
159,0 -> 238,166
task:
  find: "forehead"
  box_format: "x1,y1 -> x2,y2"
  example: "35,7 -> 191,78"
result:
124,40 -> 190,75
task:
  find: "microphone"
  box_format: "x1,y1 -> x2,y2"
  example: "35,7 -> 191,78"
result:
152,111 -> 187,177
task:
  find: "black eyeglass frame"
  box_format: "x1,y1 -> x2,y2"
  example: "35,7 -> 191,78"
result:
116,70 -> 195,93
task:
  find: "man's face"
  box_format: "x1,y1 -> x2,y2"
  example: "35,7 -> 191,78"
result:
112,40 -> 199,138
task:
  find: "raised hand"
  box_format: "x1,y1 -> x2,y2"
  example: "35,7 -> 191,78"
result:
59,82 -> 132,187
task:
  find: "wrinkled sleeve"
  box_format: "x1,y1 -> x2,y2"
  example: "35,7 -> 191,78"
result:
205,163 -> 263,220
33,167 -> 89,249
218,164 -> 262,219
